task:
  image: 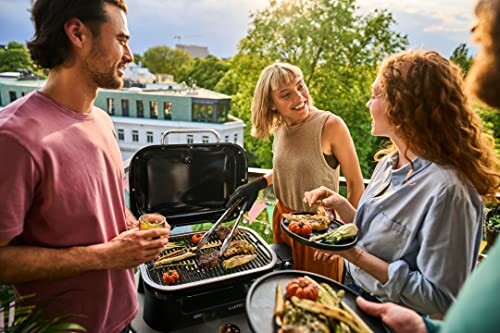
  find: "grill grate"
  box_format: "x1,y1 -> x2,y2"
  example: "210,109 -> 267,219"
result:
141,227 -> 275,291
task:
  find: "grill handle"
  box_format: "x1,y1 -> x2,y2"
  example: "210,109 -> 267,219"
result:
161,129 -> 221,144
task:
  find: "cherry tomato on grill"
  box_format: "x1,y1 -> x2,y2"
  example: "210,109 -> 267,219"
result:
191,233 -> 204,245
285,277 -> 318,301
162,270 -> 180,285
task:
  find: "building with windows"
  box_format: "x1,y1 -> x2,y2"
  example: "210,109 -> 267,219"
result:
0,77 -> 246,160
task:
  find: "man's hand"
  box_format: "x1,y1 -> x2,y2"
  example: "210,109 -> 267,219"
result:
99,227 -> 170,269
356,297 -> 427,333
125,208 -> 139,229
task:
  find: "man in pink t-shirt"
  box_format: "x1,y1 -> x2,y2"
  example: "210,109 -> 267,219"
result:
0,1 -> 170,332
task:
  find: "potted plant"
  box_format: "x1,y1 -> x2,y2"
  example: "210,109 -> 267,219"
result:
0,284 -> 85,332
486,207 -> 500,247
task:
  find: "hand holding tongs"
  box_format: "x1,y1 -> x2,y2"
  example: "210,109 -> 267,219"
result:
194,197 -> 245,255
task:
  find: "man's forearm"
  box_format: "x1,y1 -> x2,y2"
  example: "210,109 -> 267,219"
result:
0,243 -> 106,284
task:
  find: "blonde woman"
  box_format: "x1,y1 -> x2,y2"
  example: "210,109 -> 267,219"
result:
227,62 -> 364,281
305,50 -> 499,316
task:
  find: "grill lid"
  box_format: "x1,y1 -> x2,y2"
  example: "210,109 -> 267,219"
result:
129,141 -> 248,226
140,227 -> 277,292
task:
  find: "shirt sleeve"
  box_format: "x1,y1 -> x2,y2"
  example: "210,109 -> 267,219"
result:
0,134 -> 39,242
424,317 -> 442,333
381,182 -> 482,314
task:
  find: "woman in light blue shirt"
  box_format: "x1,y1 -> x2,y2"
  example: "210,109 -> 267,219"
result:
304,50 -> 499,316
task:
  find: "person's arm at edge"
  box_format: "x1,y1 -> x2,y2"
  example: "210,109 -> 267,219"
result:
0,226 -> 169,285
323,115 -> 365,207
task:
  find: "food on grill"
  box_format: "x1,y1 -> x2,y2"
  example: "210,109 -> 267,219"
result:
215,225 -> 238,240
162,270 -> 180,285
164,240 -> 189,250
191,232 -> 204,245
198,250 -> 220,269
275,276 -> 373,333
222,239 -> 256,258
288,221 -> 313,238
154,251 -> 196,268
310,224 -> 358,244
222,254 -> 256,270
283,207 -> 331,232
285,277 -> 319,301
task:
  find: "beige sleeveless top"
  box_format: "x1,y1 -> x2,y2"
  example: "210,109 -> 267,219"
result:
272,109 -> 340,212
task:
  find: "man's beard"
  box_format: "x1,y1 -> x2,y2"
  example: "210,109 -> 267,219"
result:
85,43 -> 123,89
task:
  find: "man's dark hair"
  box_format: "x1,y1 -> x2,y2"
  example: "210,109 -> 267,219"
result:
27,0 -> 128,69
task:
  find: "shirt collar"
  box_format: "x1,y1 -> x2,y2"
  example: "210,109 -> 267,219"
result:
389,153 -> 432,186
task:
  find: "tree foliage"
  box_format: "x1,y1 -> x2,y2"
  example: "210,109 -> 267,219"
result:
177,55 -> 230,90
450,43 -> 473,76
142,45 -> 192,80
0,41 -> 36,73
219,0 -> 408,176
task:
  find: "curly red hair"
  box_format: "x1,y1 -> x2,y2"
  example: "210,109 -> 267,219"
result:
376,50 -> 499,202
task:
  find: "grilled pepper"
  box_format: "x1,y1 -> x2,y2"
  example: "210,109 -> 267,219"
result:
310,223 -> 358,244
162,269 -> 180,285
222,254 -> 256,269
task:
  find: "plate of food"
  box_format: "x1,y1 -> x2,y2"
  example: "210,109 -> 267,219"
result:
246,270 -> 389,333
281,207 -> 358,250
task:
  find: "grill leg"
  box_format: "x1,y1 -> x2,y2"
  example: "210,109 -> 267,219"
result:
137,272 -> 144,294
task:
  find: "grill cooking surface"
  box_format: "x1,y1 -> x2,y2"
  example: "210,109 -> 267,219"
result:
140,226 -> 276,291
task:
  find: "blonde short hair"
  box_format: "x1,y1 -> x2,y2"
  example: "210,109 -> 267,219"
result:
251,62 -> 313,139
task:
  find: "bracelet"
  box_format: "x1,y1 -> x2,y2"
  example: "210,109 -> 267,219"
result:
354,248 -> 364,266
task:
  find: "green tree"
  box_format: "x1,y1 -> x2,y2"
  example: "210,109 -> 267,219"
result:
450,43 -> 473,76
218,0 -> 408,176
0,41 -> 36,73
142,45 -> 192,80
176,55 -> 230,90
133,53 -> 143,65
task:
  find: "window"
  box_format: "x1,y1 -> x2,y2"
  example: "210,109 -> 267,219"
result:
117,129 -> 124,141
146,131 -> 153,143
21,92 -> 25,97
187,134 -> 194,144
233,133 -> 238,144
163,102 -> 172,120
202,135 -> 209,143
150,101 -> 158,119
207,104 -> 214,122
9,91 -> 17,102
192,103 -> 200,122
121,99 -> 129,117
200,104 -> 207,122
132,130 -> 139,142
136,100 -> 144,118
106,98 -> 115,115
225,135 -> 229,142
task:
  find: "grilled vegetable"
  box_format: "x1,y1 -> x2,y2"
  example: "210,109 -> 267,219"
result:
191,233 -> 204,245
286,277 -> 319,301
310,223 -> 358,244
288,221 -> 313,237
154,251 -> 196,268
223,239 -> 256,258
164,240 -> 189,250
274,284 -> 285,317
340,300 -> 374,333
162,270 -> 180,285
222,254 -> 256,269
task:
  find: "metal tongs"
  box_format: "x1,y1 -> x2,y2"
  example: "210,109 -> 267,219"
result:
194,197 -> 246,256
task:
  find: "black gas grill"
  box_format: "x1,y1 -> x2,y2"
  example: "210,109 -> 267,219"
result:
129,130 -> 278,332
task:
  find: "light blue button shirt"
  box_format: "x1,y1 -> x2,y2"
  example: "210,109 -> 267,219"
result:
347,153 -> 483,315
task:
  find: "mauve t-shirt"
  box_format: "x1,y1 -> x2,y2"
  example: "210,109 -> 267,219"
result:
0,91 -> 137,333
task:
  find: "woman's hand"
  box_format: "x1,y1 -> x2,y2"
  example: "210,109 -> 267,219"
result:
313,248 -> 355,263
356,297 -> 427,333
304,186 -> 346,210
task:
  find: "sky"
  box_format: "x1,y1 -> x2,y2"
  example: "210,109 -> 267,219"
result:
0,0 -> 477,59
